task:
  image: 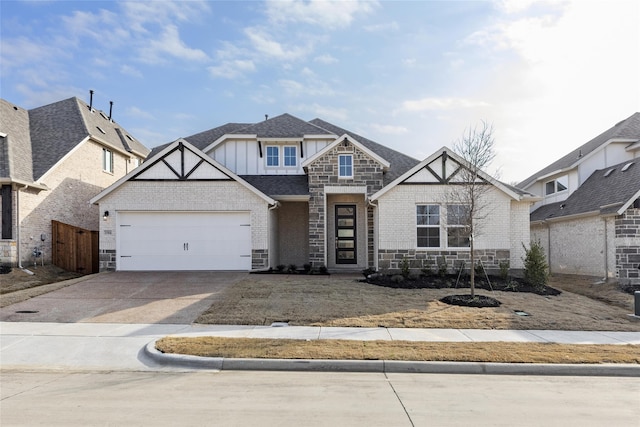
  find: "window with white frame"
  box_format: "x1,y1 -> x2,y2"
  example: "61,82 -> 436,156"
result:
266,146 -> 279,167
338,154 -> 353,178
102,148 -> 113,173
284,146 -> 297,167
416,205 -> 440,248
446,205 -> 470,248
544,175 -> 568,195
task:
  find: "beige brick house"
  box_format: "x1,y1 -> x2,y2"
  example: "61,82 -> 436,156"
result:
518,112 -> 640,286
91,114 -> 538,273
0,96 -> 149,269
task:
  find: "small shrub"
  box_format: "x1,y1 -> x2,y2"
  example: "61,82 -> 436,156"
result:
522,240 -> 549,290
499,260 -> 510,281
319,265 -> 328,275
474,261 -> 484,277
421,257 -> 433,276
276,264 -> 286,273
287,264 -> 298,273
400,257 -> 410,278
303,263 -> 312,274
362,267 -> 376,278
437,257 -> 448,277
0,264 -> 11,274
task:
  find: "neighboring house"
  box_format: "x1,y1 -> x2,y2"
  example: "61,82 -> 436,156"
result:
91,114 -> 538,273
518,113 -> 640,285
0,96 -> 150,269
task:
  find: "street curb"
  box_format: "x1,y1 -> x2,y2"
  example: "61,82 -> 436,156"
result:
144,341 -> 640,377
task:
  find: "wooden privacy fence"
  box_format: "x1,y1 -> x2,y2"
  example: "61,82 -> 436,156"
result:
52,220 -> 99,274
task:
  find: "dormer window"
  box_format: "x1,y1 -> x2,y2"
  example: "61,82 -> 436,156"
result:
338,154 -> 353,178
545,175 -> 568,195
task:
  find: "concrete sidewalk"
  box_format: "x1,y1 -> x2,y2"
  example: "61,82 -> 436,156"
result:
1,322 -> 639,376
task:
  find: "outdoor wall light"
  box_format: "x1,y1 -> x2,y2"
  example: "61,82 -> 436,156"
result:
103,210 -> 109,221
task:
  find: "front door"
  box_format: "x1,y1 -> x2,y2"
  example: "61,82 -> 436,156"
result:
335,205 -> 357,264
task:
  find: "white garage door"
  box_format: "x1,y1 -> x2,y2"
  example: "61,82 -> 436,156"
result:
117,212 -> 252,271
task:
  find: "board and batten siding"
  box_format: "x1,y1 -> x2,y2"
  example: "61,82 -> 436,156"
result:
208,138 -> 333,175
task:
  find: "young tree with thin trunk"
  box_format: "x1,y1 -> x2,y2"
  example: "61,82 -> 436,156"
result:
450,121 -> 496,298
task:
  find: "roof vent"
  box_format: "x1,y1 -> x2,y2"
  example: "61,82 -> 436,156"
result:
89,89 -> 94,111
604,168 -> 615,177
577,149 -> 582,159
621,162 -> 635,172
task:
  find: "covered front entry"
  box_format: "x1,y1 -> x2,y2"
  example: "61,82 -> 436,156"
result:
327,194 -> 368,270
117,211 -> 251,271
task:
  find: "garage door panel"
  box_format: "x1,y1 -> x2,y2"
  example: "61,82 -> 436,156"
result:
117,212 -> 252,271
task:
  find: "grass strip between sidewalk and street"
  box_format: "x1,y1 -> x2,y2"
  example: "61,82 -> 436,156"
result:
156,337 -> 640,364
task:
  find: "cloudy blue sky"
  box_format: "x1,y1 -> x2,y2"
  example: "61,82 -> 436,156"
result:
1,0 -> 638,183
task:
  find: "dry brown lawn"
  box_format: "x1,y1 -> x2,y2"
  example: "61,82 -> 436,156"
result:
196,274 -> 640,331
157,336 -> 640,364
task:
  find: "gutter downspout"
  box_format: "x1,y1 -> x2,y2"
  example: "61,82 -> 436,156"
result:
603,217 -> 608,282
367,198 -> 378,271
15,184 -> 33,274
266,202 -> 280,271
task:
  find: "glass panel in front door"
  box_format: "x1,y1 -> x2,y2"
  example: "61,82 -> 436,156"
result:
336,205 -> 356,264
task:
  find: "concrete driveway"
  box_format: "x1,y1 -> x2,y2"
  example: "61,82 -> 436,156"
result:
0,271 -> 247,324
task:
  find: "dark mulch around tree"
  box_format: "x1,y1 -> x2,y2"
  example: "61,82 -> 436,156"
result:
440,294 -> 502,307
364,273 -> 561,296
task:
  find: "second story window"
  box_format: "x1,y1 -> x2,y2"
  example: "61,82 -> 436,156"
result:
338,154 -> 353,178
284,146 -> 297,167
103,148 -> 113,173
545,175 -> 568,195
266,146 -> 279,167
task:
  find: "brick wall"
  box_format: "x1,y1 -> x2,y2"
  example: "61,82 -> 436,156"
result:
378,248 -> 510,274
615,208 -> 640,286
305,140 -> 384,267
376,184 -> 525,269
17,140 -> 133,266
97,180 -> 270,271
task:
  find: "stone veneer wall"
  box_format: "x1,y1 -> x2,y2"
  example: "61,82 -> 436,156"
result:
251,249 -> 269,270
305,141 -> 384,267
378,249 -> 510,274
615,207 -> 640,286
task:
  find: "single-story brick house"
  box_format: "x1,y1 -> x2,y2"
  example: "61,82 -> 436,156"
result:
90,114 -> 538,272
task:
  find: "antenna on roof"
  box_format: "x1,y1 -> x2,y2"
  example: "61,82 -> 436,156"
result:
265,114 -> 268,121
89,90 -> 94,111
109,101 -> 113,121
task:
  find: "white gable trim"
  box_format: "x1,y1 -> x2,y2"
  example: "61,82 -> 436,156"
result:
301,134 -> 390,169
90,139 -> 276,205
370,146 -> 523,201
202,134 -> 257,155
618,188 -> 640,214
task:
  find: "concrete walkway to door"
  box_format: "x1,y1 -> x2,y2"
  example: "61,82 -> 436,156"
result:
0,271 -> 247,324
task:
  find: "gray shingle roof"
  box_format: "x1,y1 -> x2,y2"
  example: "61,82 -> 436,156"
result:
309,118 -> 420,185
239,175 -> 309,197
0,99 -> 34,183
530,159 -> 640,222
519,112 -> 640,189
238,113 -> 332,138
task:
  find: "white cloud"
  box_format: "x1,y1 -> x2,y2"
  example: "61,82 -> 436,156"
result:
244,27 -> 310,61
140,25 -> 209,63
121,1 -> 211,33
363,21 -> 399,32
399,97 -> 491,112
314,54 -> 338,64
265,0 -> 378,30
371,123 -> 408,135
294,103 -> 348,121
120,65 -> 143,78
208,59 -> 256,79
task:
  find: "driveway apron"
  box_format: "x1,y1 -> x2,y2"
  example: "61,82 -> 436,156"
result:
0,271 -> 246,324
